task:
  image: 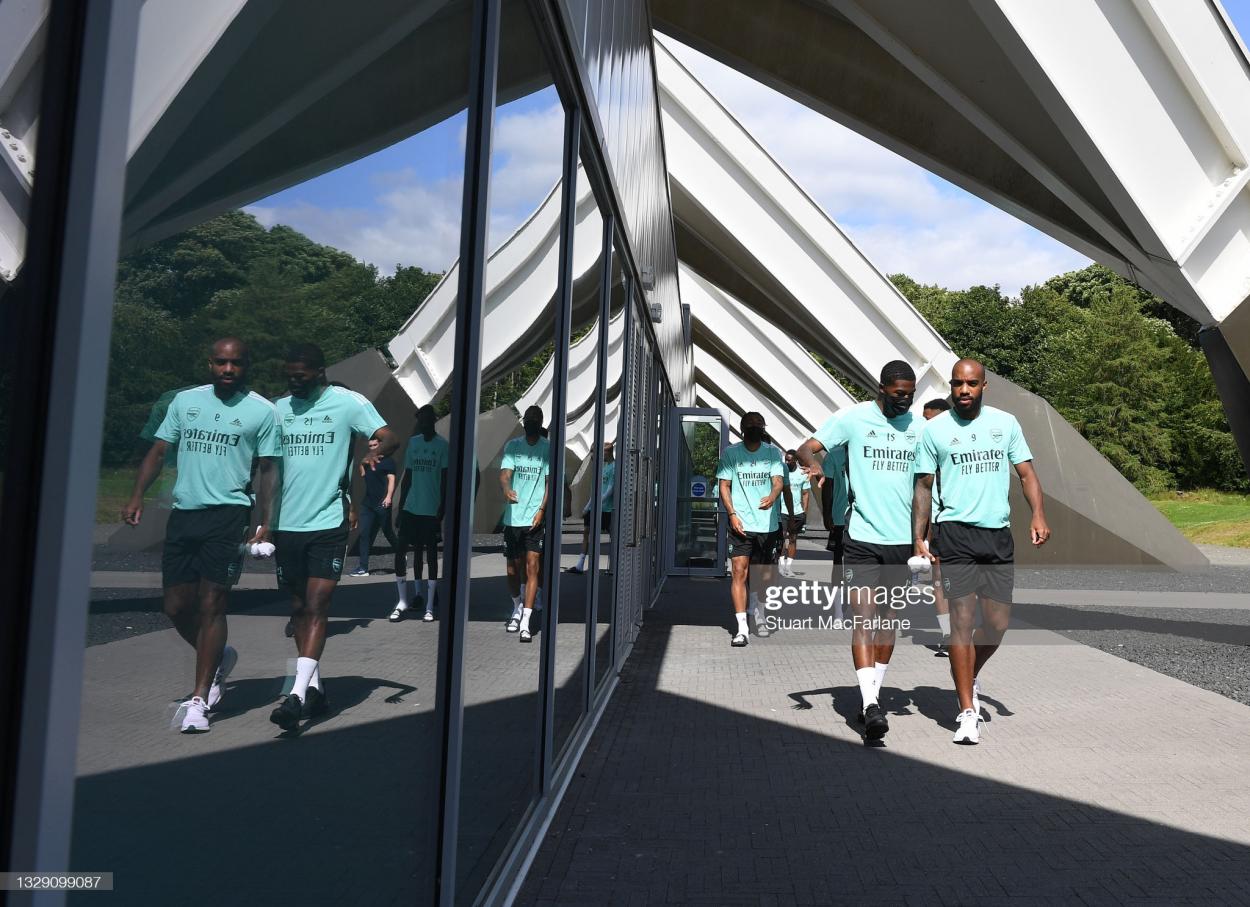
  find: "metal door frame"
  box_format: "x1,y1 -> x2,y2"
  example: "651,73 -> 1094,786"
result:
663,407 -> 728,577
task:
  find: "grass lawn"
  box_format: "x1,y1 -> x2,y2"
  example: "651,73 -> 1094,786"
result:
1150,488 -> 1250,548
96,467 -> 175,523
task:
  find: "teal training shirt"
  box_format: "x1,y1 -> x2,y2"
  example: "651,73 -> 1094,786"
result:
600,460 -> 616,513
813,401 -> 919,545
716,442 -> 785,534
403,433 -> 450,517
501,435 -> 551,527
822,444 -> 850,527
915,405 -> 1032,529
276,386 -> 387,532
783,466 -> 810,518
155,385 -> 282,510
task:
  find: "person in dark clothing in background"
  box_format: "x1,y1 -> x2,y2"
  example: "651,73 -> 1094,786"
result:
349,437 -> 398,576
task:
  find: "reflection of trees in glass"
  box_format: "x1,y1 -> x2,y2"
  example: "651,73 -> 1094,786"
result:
106,210 -> 441,464
688,421 -> 720,479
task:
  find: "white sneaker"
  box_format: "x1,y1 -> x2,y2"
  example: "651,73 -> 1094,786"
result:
952,708 -> 980,745
181,696 -> 210,733
505,617 -> 520,633
389,602 -> 409,622
973,677 -> 982,717
731,632 -> 749,647
207,645 -> 237,710
422,610 -> 434,622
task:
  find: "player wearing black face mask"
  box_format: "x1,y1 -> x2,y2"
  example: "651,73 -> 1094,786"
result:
500,406 -> 551,642
716,413 -> 790,647
796,361 -> 920,741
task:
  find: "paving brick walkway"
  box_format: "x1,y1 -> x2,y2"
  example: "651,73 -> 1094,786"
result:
518,559 -> 1250,905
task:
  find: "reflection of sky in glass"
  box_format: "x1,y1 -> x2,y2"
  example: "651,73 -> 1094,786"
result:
246,87 -> 562,275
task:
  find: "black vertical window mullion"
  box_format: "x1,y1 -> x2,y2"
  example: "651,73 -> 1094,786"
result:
436,0 -> 500,902
584,212 -> 614,708
537,106 -> 580,797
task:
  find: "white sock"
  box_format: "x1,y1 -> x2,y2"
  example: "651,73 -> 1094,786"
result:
519,607 -> 533,633
873,661 -> 889,691
309,663 -> 321,692
856,667 -> 878,708
425,580 -> 437,611
292,657 -> 318,700
511,595 -> 523,619
937,612 -> 951,636
735,612 -> 749,636
575,553 -> 587,571
395,578 -> 410,606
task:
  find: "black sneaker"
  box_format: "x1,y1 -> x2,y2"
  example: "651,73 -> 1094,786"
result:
270,694 -> 303,730
863,703 -> 889,740
301,686 -> 329,719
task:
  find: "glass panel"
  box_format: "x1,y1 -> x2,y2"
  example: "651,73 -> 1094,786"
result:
594,247 -> 627,691
459,0 -> 563,899
552,160 -> 605,758
675,414 -> 723,568
75,2 -> 473,902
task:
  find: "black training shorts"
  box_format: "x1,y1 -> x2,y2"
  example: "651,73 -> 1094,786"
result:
399,512 -> 441,548
934,520 -> 1014,603
842,534 -> 911,589
162,504 -> 250,588
728,527 -> 782,564
275,523 -> 350,590
503,523 -> 545,559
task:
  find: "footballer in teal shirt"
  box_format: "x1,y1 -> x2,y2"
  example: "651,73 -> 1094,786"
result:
911,359 -> 1050,740
797,360 -> 921,742
500,406 -> 552,642
123,337 -> 282,732
716,412 -> 787,648
269,344 -> 397,731
393,404 -> 449,622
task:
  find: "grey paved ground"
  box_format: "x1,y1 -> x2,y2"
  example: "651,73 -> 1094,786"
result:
72,538 -> 608,905
518,555 -> 1250,905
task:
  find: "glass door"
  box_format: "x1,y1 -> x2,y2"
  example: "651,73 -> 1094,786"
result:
664,408 -> 727,576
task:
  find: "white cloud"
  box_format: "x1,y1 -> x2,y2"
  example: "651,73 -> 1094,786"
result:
244,96 -> 566,275
663,37 -> 1091,295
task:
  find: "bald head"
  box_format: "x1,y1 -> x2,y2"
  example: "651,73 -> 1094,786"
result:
208,336 -> 250,395
950,358 -> 988,417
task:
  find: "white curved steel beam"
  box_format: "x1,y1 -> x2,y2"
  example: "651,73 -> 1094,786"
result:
656,38 -> 958,398
388,164 -> 605,405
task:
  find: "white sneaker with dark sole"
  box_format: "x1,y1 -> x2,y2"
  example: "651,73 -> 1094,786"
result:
506,617 -> 520,633
731,632 -> 748,647
389,603 -> 408,622
953,708 -> 981,745
422,611 -> 434,622
519,629 -> 533,643
181,696 -> 211,733
207,645 -> 237,710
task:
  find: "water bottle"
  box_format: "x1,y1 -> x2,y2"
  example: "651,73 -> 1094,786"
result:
907,555 -> 932,587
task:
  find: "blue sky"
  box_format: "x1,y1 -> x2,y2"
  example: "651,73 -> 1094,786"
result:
248,7 -> 1250,294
